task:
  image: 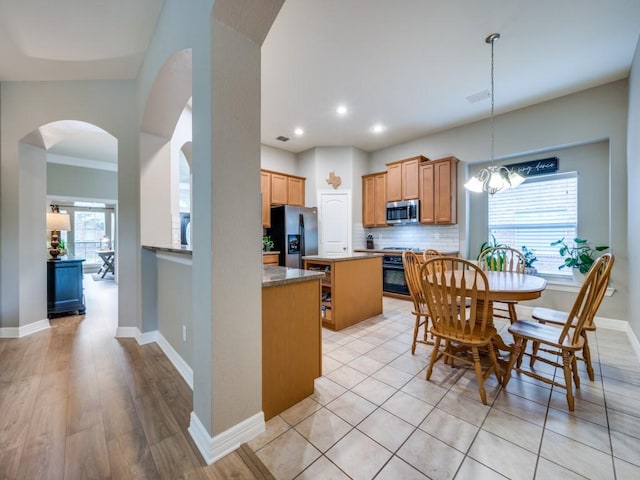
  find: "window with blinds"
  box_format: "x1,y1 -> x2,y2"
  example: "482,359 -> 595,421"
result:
488,172 -> 577,277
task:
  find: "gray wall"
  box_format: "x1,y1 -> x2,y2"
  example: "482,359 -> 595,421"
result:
468,141 -> 609,260
368,80 -> 629,322
261,144 -> 298,173
627,38 -> 640,339
1,80 -> 137,330
47,163 -> 117,200
158,257 -> 194,368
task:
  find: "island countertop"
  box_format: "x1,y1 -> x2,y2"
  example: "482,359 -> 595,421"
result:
354,248 -> 459,256
302,252 -> 384,262
262,265 -> 325,287
143,244 -> 192,255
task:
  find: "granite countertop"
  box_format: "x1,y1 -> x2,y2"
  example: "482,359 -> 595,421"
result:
302,252 -> 383,262
354,248 -> 459,256
142,244 -> 192,255
262,265 -> 325,287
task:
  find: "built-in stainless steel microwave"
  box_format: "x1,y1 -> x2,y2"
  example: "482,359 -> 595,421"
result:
386,199 -> 419,225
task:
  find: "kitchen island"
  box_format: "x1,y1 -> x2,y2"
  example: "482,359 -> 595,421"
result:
303,253 -> 383,331
262,265 -> 325,420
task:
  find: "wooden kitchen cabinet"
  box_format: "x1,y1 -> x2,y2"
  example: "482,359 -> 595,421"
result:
261,170 -> 271,227
287,175 -> 305,206
262,252 -> 279,265
304,255 -> 382,331
262,276 -> 321,420
386,155 -> 427,202
419,156 -> 458,224
270,172 -> 288,205
362,171 -> 387,227
263,169 -> 306,208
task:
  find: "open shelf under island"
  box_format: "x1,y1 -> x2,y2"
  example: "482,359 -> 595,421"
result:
303,253 -> 383,331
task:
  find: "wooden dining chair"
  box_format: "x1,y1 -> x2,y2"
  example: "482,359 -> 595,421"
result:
402,250 -> 432,354
477,246 -> 526,323
502,255 -> 605,411
529,253 -> 614,381
422,248 -> 443,264
421,257 -> 501,405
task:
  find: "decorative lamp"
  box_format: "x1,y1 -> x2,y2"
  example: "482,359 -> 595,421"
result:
464,33 -> 525,195
46,206 -> 71,260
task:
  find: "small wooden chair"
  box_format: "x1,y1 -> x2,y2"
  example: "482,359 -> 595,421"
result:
530,253 -> 614,381
502,255 -> 606,411
421,257 -> 501,405
402,251 -> 432,354
477,246 -> 526,323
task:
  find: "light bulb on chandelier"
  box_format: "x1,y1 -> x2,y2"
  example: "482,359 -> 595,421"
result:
464,33 -> 525,195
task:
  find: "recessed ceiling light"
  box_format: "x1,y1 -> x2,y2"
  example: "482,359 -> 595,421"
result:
294,127 -> 304,135
336,105 -> 348,116
371,124 -> 385,134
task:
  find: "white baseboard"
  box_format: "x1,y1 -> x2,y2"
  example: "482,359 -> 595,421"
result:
188,411 -> 265,465
0,318 -> 50,338
155,333 -> 193,389
116,327 -> 194,389
115,326 -> 138,338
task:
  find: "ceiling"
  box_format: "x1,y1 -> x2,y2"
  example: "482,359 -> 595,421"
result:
2,0 -> 640,162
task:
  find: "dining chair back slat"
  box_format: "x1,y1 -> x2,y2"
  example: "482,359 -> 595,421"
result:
421,257 -> 500,404
477,246 -> 526,323
402,250 -> 432,354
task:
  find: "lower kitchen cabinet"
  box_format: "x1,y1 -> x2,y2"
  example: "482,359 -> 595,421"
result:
262,252 -> 279,265
304,254 -> 383,331
262,275 -> 322,420
47,257 -> 86,318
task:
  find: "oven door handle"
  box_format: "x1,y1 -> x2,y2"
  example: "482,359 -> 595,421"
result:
383,264 -> 405,270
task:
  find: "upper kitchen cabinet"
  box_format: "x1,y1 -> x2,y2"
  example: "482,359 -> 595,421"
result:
269,171 -> 305,207
386,155 -> 427,202
270,172 -> 288,205
362,172 -> 387,227
287,175 -> 305,206
419,156 -> 458,224
261,170 -> 272,227
261,169 -> 306,226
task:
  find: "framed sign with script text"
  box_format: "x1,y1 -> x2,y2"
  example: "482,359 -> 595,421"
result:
505,157 -> 558,178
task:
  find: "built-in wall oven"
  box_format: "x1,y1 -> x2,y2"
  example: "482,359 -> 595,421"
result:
382,252 -> 410,296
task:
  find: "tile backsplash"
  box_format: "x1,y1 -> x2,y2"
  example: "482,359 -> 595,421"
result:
354,223 -> 460,252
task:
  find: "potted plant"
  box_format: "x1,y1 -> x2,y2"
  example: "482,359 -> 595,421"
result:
521,245 -> 538,275
262,235 -> 274,252
551,237 -> 608,280
477,234 -> 507,268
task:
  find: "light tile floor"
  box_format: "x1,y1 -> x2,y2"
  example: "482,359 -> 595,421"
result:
251,297 -> 640,479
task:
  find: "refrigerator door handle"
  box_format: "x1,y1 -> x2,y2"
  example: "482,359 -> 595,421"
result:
299,213 -> 305,269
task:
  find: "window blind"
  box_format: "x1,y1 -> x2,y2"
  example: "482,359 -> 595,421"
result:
488,172 -> 578,276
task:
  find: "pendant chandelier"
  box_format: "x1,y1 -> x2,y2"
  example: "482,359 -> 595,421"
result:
464,33 -> 524,195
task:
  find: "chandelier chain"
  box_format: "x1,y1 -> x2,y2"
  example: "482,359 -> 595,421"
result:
490,35 -> 495,164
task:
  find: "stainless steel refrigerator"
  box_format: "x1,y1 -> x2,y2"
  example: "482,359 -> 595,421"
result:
267,205 -> 318,269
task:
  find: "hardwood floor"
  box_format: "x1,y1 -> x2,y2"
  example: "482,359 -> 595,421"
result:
0,275 -> 273,480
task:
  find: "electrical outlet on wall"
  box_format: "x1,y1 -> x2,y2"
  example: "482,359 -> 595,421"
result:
182,325 -> 187,342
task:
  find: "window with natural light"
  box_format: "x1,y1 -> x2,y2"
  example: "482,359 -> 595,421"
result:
74,210 -> 106,265
488,172 -> 578,277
